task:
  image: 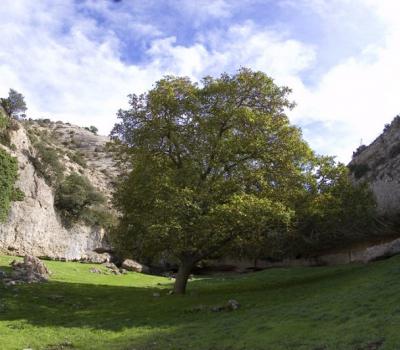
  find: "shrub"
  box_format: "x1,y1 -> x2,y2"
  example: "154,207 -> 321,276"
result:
85,126 -> 98,135
55,173 -> 106,227
348,163 -> 370,179
69,151 -> 87,168
11,188 -> 25,201
0,148 -> 20,222
0,112 -> 11,147
352,144 -> 367,158
0,89 -> 27,119
389,144 -> 400,159
31,141 -> 64,185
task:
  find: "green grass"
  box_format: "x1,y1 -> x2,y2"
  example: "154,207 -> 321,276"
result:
1,255 -> 400,349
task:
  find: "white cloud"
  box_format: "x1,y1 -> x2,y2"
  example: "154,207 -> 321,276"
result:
286,1 -> 400,161
0,2 -> 315,136
1,0 -> 399,163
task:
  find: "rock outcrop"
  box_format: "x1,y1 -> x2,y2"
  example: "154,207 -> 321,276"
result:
349,116 -> 400,215
0,119 -> 118,260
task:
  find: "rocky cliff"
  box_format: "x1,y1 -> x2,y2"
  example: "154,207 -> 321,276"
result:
0,118 -> 119,260
349,116 -> 400,215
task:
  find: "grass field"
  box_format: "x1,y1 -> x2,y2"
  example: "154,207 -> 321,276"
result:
1,255 -> 400,350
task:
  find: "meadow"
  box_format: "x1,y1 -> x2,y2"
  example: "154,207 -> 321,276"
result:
0,255 -> 399,350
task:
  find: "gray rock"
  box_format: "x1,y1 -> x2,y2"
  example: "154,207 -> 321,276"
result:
0,121 -> 115,260
83,252 -> 112,264
6,255 -> 50,284
226,299 -> 240,311
89,267 -> 102,274
122,259 -> 149,273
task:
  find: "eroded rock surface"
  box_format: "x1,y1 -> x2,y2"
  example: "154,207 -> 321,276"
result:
0,120 -> 116,260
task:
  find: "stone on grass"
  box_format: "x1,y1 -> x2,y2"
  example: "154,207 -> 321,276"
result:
121,259 -> 149,273
6,255 -> 50,284
89,267 -> 102,274
226,299 -> 240,311
103,262 -> 121,275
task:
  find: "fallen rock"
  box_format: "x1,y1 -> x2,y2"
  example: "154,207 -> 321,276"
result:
210,300 -> 241,313
7,255 -> 50,284
121,259 -> 149,273
103,262 -> 120,275
89,267 -> 102,274
82,252 -> 112,264
226,299 -> 240,311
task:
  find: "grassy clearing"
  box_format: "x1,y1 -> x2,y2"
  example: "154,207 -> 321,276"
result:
1,255 -> 400,349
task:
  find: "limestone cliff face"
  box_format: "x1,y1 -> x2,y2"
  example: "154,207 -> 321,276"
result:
349,116 -> 400,215
0,119 -> 119,260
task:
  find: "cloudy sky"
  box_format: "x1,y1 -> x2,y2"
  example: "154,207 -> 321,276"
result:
1,0 -> 399,162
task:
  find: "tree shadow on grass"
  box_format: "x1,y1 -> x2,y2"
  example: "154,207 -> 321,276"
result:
0,263 -> 368,331
0,262 -> 385,350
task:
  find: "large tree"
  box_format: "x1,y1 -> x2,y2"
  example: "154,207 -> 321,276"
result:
111,68 -> 316,294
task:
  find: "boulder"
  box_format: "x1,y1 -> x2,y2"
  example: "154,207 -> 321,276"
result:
82,252 -> 112,264
103,262 -> 120,275
121,259 -> 149,273
7,255 -> 50,283
362,238 -> 400,263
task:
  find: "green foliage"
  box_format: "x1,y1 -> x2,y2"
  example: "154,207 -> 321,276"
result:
348,162 -> 370,179
31,141 -> 65,185
0,111 -> 11,146
111,68 -> 314,292
85,125 -> 98,135
0,148 -> 20,222
11,187 -> 25,202
0,89 -> 27,119
293,157 -> 376,255
69,151 -> 87,168
55,173 -> 107,227
0,110 -> 19,147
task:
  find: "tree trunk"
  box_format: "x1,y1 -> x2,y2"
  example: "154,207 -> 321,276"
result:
173,261 -> 193,295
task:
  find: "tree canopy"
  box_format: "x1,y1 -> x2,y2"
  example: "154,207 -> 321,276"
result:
110,68 -> 376,294
0,89 -> 27,119
111,69 -> 318,293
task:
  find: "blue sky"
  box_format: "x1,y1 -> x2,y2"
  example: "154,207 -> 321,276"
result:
1,0 -> 399,162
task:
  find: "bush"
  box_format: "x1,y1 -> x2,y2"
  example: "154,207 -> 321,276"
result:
84,126 -> 98,135
31,142 -> 64,185
55,173 -> 107,227
0,112 -> 11,147
0,89 -> 27,119
11,187 -> 25,201
69,151 -> 87,168
352,144 -> 367,158
348,163 -> 370,179
0,148 -> 20,222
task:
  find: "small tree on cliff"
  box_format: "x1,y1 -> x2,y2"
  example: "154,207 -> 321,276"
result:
0,89 -> 27,119
111,69 -> 314,294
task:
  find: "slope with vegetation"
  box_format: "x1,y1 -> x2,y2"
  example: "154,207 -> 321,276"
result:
0,90 -> 118,260
350,115 -> 400,217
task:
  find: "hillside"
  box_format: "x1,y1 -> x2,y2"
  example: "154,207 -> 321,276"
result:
350,116 -> 400,215
0,254 -> 399,349
0,116 -> 119,261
